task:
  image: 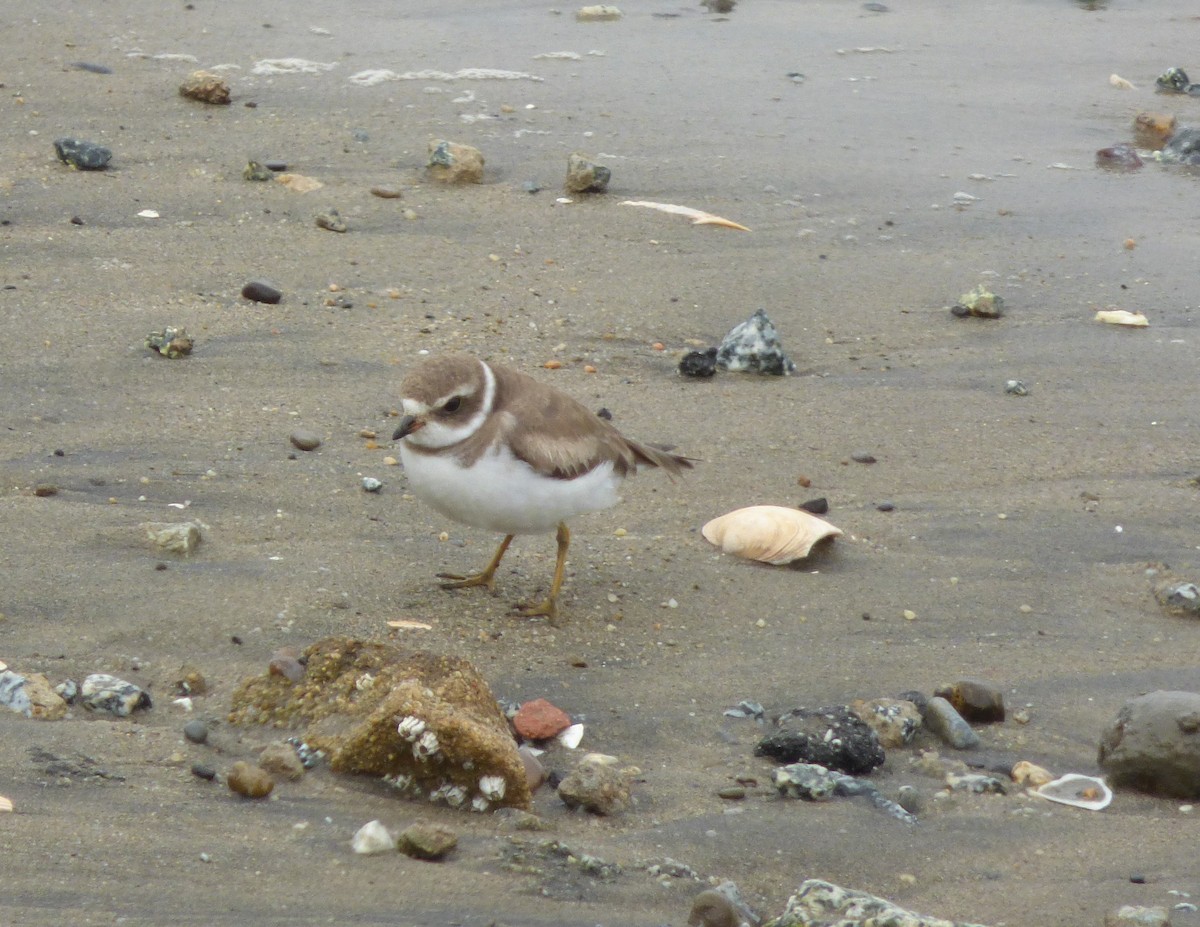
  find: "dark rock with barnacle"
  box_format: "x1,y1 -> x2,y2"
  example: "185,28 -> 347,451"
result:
81,673 -> 151,716
755,705 -> 884,775
54,137 -> 112,171
228,636 -> 530,811
1156,67 -> 1191,94
716,309 -> 796,375
426,139 -> 484,184
679,347 -> 718,378
1161,128 -> 1200,166
564,152 -> 611,194
145,327 -> 194,358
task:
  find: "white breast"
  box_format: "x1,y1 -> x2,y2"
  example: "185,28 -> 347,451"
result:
399,442 -> 623,535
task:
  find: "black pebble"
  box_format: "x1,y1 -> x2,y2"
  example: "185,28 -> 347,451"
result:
71,62 -> 113,74
53,449 -> 65,457
230,635 -> 243,645
183,720 -> 209,744
679,347 -> 718,378
263,160 -> 287,172
69,216 -> 84,225
799,497 -> 828,515
1129,874 -> 1146,884
596,407 -> 613,421
241,279 -> 282,304
190,763 -> 217,781
876,501 -> 895,512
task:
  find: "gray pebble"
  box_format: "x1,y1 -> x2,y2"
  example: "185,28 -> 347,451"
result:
850,451 -> 877,464
923,696 -> 980,749
362,477 -> 383,492
876,501 -> 895,512
290,430 -> 321,452
183,719 -> 209,744
241,279 -> 282,304
191,763 -> 217,781
895,785 -> 924,814
54,137 -> 112,171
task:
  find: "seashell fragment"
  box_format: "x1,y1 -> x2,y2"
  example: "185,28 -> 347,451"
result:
557,722 -> 585,749
0,795 -> 12,812
702,505 -> 842,565
620,200 -> 750,231
351,819 -> 396,855
1033,773 -> 1112,810
1094,309 -> 1148,327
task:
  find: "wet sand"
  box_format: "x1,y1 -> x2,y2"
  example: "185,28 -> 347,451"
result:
3,1 -> 1200,924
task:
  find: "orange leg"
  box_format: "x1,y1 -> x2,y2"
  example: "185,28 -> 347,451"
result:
438,534 -> 514,593
513,522 -> 570,625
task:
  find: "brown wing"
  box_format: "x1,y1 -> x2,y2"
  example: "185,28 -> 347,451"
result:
491,364 -> 693,480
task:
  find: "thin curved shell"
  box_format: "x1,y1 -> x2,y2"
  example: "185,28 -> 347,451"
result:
1033,773 -> 1112,811
702,505 -> 842,565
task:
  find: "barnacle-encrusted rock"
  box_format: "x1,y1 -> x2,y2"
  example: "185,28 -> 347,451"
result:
756,705 -> 884,775
179,69 -> 232,105
763,878 -> 991,927
426,139 -> 484,184
228,637 -> 531,810
145,326 -> 194,358
849,697 -> 921,748
564,152 -> 610,194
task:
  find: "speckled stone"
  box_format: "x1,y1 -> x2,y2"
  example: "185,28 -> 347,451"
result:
397,822 -> 458,860
426,139 -> 484,184
765,879 -> 992,927
557,756 -> 631,815
258,742 -> 305,781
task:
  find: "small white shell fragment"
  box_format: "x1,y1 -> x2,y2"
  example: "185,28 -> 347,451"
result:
0,795 -> 13,813
702,505 -> 842,565
137,209 -> 160,219
172,696 -> 194,711
576,5 -> 623,21
1109,73 -> 1135,90
351,819 -> 396,855
557,722 -> 585,749
1033,773 -> 1113,811
385,619 -> 433,630
1094,309 -> 1149,327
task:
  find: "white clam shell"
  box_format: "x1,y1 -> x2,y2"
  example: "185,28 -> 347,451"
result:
1033,773 -> 1112,811
702,505 -> 842,565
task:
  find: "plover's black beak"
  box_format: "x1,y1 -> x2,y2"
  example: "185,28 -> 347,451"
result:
393,415 -> 424,440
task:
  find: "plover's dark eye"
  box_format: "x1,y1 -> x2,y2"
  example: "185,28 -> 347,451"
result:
443,397 -> 462,413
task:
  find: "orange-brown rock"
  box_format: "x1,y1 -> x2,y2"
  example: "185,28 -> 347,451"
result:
513,698 -> 571,741
1133,111 -> 1177,150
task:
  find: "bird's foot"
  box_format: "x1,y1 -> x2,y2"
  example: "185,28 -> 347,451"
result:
437,570 -> 497,593
512,596 -> 562,626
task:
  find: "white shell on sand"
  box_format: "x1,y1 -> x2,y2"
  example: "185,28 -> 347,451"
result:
1033,773 -> 1112,810
557,722 -> 585,749
702,505 -> 842,565
1094,309 -> 1148,327
0,795 -> 13,813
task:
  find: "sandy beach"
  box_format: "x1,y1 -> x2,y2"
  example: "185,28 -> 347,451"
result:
3,1 -> 1200,924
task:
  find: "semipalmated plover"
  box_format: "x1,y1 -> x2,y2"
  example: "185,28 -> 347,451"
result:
392,354 -> 692,622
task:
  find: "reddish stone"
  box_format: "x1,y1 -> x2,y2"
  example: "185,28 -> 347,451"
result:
513,698 -> 571,741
